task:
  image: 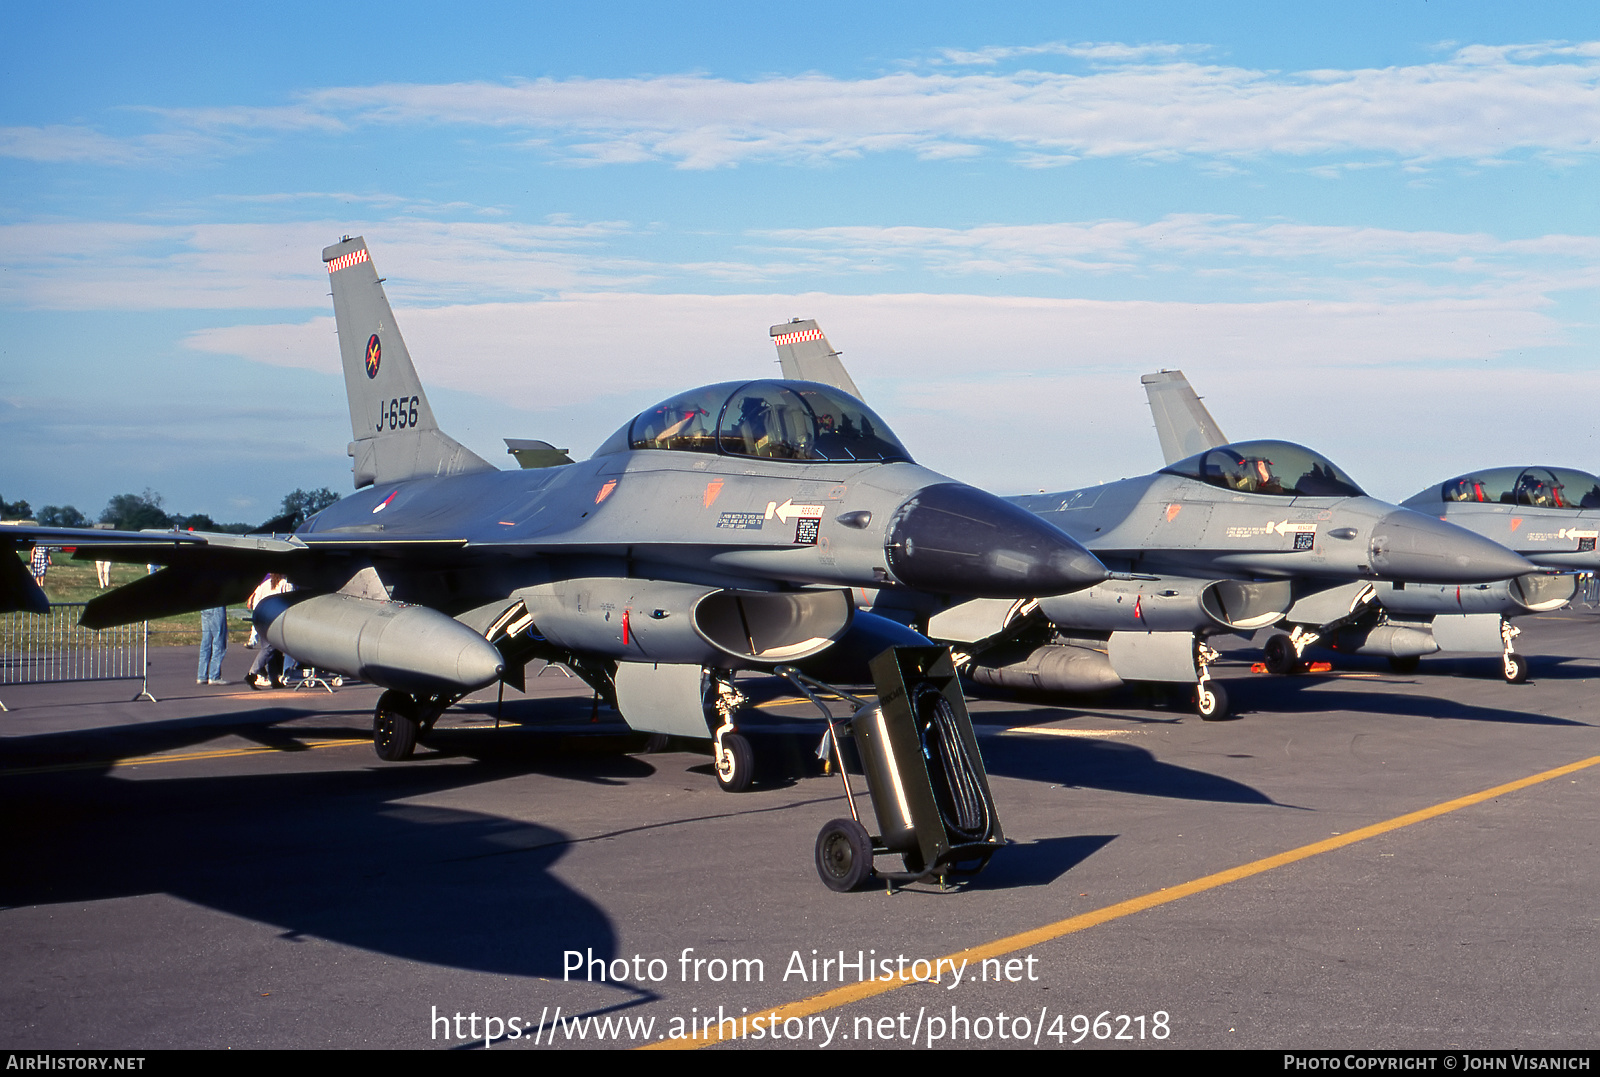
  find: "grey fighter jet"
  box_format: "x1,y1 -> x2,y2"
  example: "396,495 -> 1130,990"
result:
42,238 -> 1104,790
770,325 -> 1534,719
1139,371 -> 1593,683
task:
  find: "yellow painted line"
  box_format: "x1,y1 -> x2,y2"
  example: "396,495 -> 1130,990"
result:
0,737 -> 368,777
1002,727 -> 1132,738
642,752 -> 1600,1051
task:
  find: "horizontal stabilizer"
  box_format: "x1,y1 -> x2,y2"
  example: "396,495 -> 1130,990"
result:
1,542 -> 49,614
1141,369 -> 1229,465
770,319 -> 864,400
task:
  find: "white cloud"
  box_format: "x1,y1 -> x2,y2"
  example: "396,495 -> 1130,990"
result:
180,289 -> 1593,496
19,41 -> 1600,171
0,218 -> 651,310
273,43 -> 1600,167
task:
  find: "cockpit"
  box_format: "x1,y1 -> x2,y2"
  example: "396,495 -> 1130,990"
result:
593,380 -> 913,464
1408,466 -> 1600,510
1161,440 -> 1366,498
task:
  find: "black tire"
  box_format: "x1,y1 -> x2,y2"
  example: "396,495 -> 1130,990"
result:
373,690 -> 419,761
815,818 -> 874,892
1503,652 -> 1529,684
1196,681 -> 1231,721
714,731 -> 754,792
642,733 -> 672,753
1263,633 -> 1300,676
1388,655 -> 1420,674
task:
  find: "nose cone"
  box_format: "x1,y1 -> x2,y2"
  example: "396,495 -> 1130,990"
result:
1369,509 -> 1535,583
886,483 -> 1107,597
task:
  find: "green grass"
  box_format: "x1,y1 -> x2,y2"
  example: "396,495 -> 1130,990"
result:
16,552 -> 250,646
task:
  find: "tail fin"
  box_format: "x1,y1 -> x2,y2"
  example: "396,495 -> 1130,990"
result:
323,237 -> 494,488
1140,369 -> 1230,465
769,319 -> 864,401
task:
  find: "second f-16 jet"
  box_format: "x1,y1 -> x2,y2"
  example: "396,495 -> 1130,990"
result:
1138,372 -> 1595,682
770,323 -> 1534,719
59,240 -> 1105,791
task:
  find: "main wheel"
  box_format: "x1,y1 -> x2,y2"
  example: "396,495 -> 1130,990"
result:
1503,652 -> 1529,684
1196,681 -> 1231,721
1263,633 -> 1300,675
1388,655 -> 1420,674
815,818 -> 874,892
714,731 -> 754,792
373,690 -> 419,761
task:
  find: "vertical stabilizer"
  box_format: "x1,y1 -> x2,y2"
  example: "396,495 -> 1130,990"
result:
323,237 -> 494,488
770,319 -> 864,400
1140,369 -> 1230,465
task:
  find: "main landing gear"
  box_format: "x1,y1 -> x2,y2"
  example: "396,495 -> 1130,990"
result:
372,689 -> 455,761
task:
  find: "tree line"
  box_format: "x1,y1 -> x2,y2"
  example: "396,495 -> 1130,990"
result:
1,488 -> 342,534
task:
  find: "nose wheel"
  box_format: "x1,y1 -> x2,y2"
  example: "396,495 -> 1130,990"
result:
1502,651 -> 1529,684
1195,680 -> 1231,721
714,730 -> 754,792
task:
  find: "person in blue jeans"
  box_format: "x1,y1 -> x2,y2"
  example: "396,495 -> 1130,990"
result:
198,606 -> 228,684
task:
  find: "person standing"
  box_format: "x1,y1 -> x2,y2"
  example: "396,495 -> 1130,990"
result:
245,574 -> 294,688
96,559 -> 113,588
197,606 -> 228,685
29,544 -> 50,587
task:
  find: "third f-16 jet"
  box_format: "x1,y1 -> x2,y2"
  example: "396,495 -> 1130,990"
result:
1138,371 -> 1596,683
770,323 -> 1534,719
53,240 -> 1105,792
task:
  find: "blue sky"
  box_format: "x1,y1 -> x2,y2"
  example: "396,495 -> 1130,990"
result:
2,1 -> 1597,521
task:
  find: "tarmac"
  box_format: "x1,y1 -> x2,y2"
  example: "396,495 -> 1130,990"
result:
1,610 -> 1596,1050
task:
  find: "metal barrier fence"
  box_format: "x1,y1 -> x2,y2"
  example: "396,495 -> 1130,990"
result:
0,602 -> 153,710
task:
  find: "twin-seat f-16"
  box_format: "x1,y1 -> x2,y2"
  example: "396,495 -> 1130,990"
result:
41,239 -> 1105,790
770,322 -> 1534,719
1137,371 -> 1596,682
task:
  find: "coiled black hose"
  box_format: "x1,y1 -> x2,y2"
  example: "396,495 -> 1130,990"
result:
911,682 -> 991,843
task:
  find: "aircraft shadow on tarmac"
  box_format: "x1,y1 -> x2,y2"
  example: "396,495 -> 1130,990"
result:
0,757 -> 643,982
1241,674 -> 1593,726
972,716 -> 1284,806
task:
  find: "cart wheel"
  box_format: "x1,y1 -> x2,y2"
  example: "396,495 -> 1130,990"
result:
1196,681 -> 1231,721
1263,633 -> 1300,675
330,676 -> 344,688
815,818 -> 874,892
1502,652 -> 1529,684
373,690 -> 419,761
715,731 -> 754,792
642,733 -> 672,753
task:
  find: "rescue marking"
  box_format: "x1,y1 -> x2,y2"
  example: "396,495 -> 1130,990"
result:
325,248 -> 370,273
596,480 -> 618,505
643,752 -> 1600,1050
703,479 -> 724,508
773,327 -> 824,347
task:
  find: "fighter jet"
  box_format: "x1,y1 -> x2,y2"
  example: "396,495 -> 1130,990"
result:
1138,371 -> 1593,683
770,324 -> 1534,719
42,239 -> 1104,791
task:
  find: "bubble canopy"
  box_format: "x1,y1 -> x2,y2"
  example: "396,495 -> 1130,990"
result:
593,380 -> 913,464
1406,466 -> 1600,510
1161,440 -> 1367,498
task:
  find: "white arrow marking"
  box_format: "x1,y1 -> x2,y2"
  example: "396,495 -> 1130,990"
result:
772,499 -> 825,523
